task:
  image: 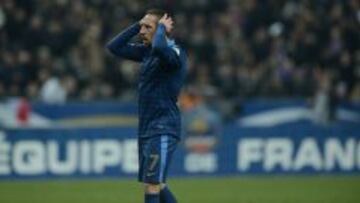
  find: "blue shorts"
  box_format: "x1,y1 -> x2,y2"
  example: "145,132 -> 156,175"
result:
138,134 -> 178,184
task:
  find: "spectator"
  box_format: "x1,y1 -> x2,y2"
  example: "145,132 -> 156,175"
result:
0,0 -> 358,103
39,74 -> 67,104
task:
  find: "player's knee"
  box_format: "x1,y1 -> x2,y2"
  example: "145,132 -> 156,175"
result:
144,183 -> 161,194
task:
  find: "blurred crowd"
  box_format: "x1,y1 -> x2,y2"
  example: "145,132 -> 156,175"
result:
0,0 -> 359,104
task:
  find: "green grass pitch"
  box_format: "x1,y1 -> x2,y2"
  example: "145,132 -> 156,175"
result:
0,176 -> 359,203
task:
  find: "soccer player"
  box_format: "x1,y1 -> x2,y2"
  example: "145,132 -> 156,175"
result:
106,9 -> 187,203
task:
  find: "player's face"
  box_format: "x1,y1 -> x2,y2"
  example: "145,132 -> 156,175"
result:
139,14 -> 158,45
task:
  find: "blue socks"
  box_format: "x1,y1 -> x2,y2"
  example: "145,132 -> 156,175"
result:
160,187 -> 177,203
145,194 -> 160,203
144,186 -> 176,203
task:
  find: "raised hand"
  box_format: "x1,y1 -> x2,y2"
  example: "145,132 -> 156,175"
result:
158,13 -> 174,33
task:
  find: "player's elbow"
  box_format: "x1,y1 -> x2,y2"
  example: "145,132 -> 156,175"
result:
106,42 -> 122,57
105,42 -> 115,53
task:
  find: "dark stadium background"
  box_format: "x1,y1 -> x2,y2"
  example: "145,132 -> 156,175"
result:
0,0 -> 359,203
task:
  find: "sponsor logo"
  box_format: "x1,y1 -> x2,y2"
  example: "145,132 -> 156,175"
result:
146,172 -> 156,177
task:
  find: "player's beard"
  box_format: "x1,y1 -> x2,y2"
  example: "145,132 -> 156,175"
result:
140,35 -> 149,45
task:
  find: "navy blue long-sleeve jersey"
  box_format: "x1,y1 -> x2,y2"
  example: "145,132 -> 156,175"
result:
106,23 -> 187,139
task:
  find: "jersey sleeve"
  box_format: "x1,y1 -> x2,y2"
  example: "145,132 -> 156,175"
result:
152,24 -> 181,68
106,23 -> 146,62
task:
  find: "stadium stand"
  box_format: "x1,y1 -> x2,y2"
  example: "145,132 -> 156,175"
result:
0,0 -> 359,103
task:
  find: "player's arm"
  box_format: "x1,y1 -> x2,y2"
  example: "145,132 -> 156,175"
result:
106,23 -> 145,62
152,15 -> 181,68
